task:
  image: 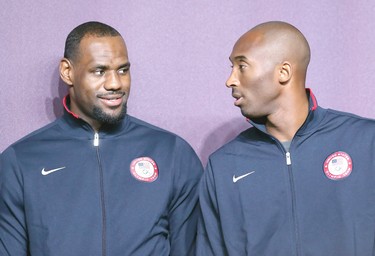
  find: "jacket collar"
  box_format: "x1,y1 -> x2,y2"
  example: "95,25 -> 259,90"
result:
58,95 -> 129,137
248,88 -> 326,137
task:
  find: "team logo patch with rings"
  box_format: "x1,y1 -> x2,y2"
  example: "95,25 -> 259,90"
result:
130,157 -> 158,182
323,151 -> 353,180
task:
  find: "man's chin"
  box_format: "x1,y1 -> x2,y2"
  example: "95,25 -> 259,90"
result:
93,105 -> 127,125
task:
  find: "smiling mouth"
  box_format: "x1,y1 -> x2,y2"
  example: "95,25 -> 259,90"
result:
97,92 -> 125,107
97,92 -> 125,99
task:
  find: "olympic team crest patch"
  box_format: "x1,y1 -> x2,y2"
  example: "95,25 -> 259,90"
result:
130,157 -> 158,182
323,151 -> 353,180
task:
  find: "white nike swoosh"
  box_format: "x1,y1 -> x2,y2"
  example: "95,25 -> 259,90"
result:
41,167 -> 66,176
233,171 -> 255,183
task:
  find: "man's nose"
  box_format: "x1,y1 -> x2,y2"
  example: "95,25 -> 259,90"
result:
226,70 -> 238,88
104,71 -> 121,90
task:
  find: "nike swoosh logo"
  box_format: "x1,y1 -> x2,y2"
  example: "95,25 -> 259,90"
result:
233,171 -> 255,183
41,167 -> 66,176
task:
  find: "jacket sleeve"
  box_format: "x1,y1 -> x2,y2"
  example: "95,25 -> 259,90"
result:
0,148 -> 29,255
168,139 -> 203,256
196,158 -> 228,256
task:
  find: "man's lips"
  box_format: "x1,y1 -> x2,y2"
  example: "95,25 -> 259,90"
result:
97,92 -> 125,108
232,93 -> 243,106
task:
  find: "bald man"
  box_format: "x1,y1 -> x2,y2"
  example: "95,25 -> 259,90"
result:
197,21 -> 375,255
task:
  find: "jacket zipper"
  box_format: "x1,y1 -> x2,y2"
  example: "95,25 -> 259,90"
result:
94,132 -> 99,146
286,152 -> 292,165
94,132 -> 107,256
285,150 -> 301,256
274,138 -> 300,255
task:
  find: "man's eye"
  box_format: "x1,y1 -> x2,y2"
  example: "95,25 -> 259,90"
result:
118,68 -> 129,74
94,70 -> 105,76
239,65 -> 246,70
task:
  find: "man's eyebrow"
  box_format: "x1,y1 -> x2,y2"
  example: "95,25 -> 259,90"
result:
92,62 -> 131,70
118,62 -> 131,69
229,55 -> 248,62
233,55 -> 248,61
93,64 -> 109,70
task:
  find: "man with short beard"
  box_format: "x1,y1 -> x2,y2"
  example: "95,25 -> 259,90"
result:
0,21 -> 203,256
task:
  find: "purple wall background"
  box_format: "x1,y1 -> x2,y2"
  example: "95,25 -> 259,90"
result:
1,1 -> 374,166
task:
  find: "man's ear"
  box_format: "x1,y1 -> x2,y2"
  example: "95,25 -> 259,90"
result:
279,61 -> 292,84
59,58 -> 74,86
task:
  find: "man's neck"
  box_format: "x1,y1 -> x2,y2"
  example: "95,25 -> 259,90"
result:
265,92 -> 309,142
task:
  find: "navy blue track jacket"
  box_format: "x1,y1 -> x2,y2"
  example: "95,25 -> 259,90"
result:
197,90 -> 375,255
0,97 -> 203,256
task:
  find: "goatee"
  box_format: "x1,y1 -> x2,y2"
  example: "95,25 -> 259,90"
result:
93,103 -> 127,126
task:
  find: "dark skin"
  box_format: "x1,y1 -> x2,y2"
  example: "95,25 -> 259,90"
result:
226,21 -> 311,142
59,35 -> 131,131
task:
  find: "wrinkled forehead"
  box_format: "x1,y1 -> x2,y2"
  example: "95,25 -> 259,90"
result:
75,36 -> 129,67
83,36 -> 127,55
82,35 -> 127,49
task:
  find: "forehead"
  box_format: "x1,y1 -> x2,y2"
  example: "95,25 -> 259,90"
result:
77,36 -> 128,65
230,30 -> 265,61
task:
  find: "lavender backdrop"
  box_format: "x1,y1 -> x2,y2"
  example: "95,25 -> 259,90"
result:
1,1 -> 374,166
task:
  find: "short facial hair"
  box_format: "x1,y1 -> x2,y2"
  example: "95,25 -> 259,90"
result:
92,103 -> 127,125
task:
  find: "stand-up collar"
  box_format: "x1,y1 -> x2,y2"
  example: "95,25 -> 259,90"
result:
248,88 -> 326,137
58,95 -> 129,137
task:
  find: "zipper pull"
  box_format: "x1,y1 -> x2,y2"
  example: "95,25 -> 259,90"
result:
286,152 -> 291,165
94,132 -> 99,147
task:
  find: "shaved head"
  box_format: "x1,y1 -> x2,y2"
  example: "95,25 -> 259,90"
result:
227,21 -> 312,129
234,21 -> 311,82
